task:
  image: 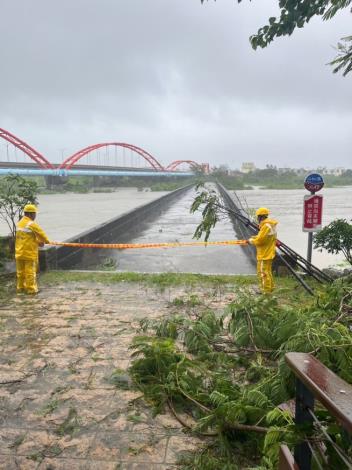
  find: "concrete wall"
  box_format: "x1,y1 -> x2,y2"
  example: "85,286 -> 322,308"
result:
40,185 -> 193,270
217,183 -> 294,274
216,183 -> 257,265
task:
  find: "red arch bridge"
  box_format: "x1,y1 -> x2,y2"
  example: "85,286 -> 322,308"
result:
0,128 -> 210,177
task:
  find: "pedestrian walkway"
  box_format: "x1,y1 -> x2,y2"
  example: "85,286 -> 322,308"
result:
0,277 -> 238,469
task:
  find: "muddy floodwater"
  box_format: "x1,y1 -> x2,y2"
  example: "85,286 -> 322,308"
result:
236,186 -> 352,268
100,188 -> 255,275
32,189 -> 169,242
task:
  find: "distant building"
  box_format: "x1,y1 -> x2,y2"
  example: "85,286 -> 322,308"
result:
295,168 -> 310,176
241,162 -> 256,174
324,167 -> 346,176
293,167 -> 346,177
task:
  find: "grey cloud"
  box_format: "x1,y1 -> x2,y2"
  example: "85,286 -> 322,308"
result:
0,0 -> 351,167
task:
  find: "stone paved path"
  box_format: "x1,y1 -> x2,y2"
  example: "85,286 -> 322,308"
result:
0,279 -> 237,469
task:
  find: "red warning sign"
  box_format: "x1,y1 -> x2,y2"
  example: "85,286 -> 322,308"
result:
303,194 -> 323,232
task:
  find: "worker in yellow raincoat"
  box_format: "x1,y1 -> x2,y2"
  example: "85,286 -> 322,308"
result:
15,204 -> 50,294
248,207 -> 278,294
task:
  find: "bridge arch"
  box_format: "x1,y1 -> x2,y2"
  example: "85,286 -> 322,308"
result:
166,160 -> 202,172
0,128 -> 54,169
59,143 -> 164,170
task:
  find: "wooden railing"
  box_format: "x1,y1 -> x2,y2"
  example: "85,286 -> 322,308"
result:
279,352 -> 352,470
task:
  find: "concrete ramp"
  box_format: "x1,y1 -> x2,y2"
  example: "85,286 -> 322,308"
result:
43,185 -> 255,275
68,187 -> 255,275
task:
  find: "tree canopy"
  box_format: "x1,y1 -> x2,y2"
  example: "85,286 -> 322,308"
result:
0,175 -> 38,240
314,218 -> 352,265
201,0 -> 352,76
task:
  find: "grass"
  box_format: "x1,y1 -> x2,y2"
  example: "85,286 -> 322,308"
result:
127,412 -> 145,424
0,269 -> 321,308
29,444 -> 63,462
9,434 -> 26,450
55,407 -> 81,437
40,270 -> 256,287
38,270 -> 320,301
91,353 -> 105,362
0,269 -> 320,309
0,273 -> 15,300
171,294 -> 202,307
108,369 -> 131,389
38,398 -> 60,416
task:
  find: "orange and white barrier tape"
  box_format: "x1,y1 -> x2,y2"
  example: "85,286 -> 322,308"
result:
49,240 -> 248,250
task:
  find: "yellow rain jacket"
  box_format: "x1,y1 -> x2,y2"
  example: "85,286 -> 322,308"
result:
249,218 -> 278,260
15,216 -> 50,261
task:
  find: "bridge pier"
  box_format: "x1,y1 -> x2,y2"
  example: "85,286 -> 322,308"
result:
44,175 -> 68,189
91,175 -> 113,187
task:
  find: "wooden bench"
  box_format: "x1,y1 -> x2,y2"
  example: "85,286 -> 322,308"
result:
278,352 -> 352,470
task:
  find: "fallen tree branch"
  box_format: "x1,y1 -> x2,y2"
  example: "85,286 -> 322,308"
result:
334,291 -> 352,323
212,343 -> 275,355
167,398 -> 194,429
226,422 -> 269,434
246,310 -> 257,352
167,398 -> 268,435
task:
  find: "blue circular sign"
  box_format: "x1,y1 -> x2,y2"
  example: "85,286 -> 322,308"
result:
304,173 -> 324,193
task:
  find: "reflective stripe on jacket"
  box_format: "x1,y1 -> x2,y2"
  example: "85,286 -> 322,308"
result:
249,218 -> 278,260
15,216 -> 50,261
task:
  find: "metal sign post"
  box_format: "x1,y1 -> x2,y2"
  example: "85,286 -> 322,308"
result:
307,232 -> 313,266
303,174 -> 324,264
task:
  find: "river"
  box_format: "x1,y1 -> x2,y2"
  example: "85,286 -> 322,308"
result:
106,187 -> 254,275
236,186 -> 352,268
0,189 -> 169,242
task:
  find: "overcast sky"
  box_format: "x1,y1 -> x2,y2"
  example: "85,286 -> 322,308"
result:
0,0 -> 351,169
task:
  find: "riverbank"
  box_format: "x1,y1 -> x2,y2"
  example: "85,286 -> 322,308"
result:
4,172 -> 351,196
31,176 -> 199,194
9,167 -> 349,196
0,272 -> 312,469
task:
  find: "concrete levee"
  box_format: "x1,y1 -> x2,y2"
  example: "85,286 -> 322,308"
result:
216,183 -> 257,265
40,185 -> 193,270
217,183 -> 296,274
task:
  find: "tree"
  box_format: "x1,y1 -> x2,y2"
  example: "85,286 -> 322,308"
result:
330,35 -> 352,76
0,175 -> 38,240
201,0 -> 352,76
211,164 -> 230,176
314,219 -> 352,265
191,185 -> 221,241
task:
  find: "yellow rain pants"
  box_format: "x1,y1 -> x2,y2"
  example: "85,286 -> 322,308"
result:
249,218 -> 278,294
15,216 -> 49,294
16,259 -> 38,294
257,259 -> 274,294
